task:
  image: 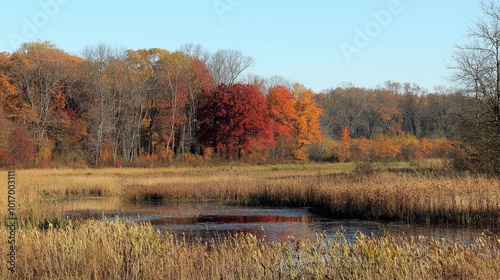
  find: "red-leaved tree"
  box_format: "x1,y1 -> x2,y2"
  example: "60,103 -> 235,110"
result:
6,127 -> 36,165
198,83 -> 273,159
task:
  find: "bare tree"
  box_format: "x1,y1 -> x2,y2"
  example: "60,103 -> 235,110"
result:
82,45 -> 131,165
242,74 -> 293,95
399,83 -> 426,136
451,0 -> 500,173
208,49 -> 254,86
323,86 -> 376,139
425,86 -> 462,138
82,44 -> 114,165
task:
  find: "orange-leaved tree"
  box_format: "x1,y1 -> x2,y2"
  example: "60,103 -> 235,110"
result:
290,83 -> 323,160
371,134 -> 401,162
351,136 -> 371,161
335,126 -> 352,162
9,41 -> 84,164
267,85 -> 297,159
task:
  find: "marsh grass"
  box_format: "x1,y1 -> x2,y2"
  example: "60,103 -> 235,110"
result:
124,170 -> 500,229
1,163 -> 500,279
1,220 -> 499,279
1,163 -> 499,229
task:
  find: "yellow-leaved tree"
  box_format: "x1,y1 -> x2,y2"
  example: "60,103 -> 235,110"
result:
290,83 -> 323,160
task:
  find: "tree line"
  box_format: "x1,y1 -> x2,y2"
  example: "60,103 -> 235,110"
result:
316,82 -> 464,141
310,83 -> 462,163
0,40 -> 462,167
0,41 -> 324,166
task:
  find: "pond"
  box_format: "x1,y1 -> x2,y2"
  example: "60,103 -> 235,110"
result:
64,198 -> 488,244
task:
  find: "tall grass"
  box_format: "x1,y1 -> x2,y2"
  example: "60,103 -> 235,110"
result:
1,220 -> 499,279
0,164 -> 349,224
124,170 -> 500,229
1,164 -> 500,279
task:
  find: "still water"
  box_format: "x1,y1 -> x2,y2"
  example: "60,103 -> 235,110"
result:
65,199 -> 488,244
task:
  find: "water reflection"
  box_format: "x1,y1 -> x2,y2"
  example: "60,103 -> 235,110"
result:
65,199 -> 490,244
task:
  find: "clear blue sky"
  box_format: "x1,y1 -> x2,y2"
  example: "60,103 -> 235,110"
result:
0,0 -> 482,92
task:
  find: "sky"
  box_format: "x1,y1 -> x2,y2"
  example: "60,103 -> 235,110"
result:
0,0 -> 483,93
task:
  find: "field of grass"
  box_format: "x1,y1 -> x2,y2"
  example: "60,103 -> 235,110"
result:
1,161 -> 500,279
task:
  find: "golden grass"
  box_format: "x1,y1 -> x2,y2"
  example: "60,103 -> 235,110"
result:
0,220 -> 499,279
123,169 -> 500,228
0,163 -> 349,221
1,163 -> 500,279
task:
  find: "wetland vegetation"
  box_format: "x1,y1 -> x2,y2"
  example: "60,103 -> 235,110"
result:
1,162 -> 500,279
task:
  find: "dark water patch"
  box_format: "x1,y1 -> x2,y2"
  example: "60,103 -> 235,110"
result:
64,200 -> 491,244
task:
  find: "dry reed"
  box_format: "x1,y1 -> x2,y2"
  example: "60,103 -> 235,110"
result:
0,220 -> 499,279
1,164 -> 500,279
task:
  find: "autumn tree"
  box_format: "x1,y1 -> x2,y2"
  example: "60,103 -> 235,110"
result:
369,87 -> 402,136
0,52 -> 20,117
0,108 -> 11,164
198,83 -> 273,159
177,44 -> 214,155
351,136 -> 371,161
337,126 -> 352,162
266,85 -> 296,159
0,53 -> 16,165
8,41 -> 84,164
341,126 -> 351,147
81,46 -> 214,164
0,87 -> 35,166
123,48 -> 162,162
6,126 -> 35,166
0,41 -> 469,166
140,49 -> 198,160
290,83 -> 323,160
451,0 -> 500,173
